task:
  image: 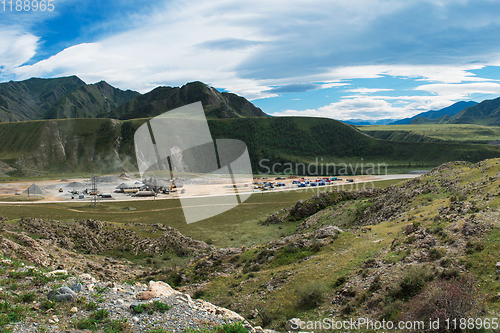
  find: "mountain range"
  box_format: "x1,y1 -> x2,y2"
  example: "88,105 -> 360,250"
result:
3,75 -> 500,126
388,101 -> 478,125
0,76 -> 266,122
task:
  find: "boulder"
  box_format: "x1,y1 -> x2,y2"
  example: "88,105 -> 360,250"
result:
47,286 -> 78,302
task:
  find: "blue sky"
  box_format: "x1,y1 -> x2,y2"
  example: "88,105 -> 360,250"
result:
2,0 -> 500,120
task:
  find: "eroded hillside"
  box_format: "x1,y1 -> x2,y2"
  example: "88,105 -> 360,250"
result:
171,159 -> 500,330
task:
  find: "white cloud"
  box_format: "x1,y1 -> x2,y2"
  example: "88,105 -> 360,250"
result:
346,88 -> 394,94
271,97 -> 412,120
0,30 -> 39,70
415,82 -> 500,96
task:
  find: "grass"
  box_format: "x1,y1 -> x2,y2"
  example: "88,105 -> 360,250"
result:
359,124 -> 500,143
466,226 -> 500,312
132,301 -> 171,314
197,216 -> 403,328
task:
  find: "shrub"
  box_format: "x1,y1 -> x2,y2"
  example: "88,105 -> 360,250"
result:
296,281 -> 328,309
132,301 -> 171,314
192,289 -> 205,299
341,303 -> 355,315
180,322 -> 248,333
75,309 -> 110,330
369,275 -> 381,292
332,275 -> 347,288
390,266 -> 433,301
0,301 -> 25,326
399,276 -> 481,332
428,248 -> 445,261
18,292 -> 36,303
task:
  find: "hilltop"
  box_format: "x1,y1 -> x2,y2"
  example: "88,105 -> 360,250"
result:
359,123 -> 500,144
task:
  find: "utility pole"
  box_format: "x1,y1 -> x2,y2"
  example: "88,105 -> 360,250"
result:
91,170 -> 99,207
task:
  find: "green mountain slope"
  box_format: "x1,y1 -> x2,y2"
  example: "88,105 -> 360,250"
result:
100,81 -> 267,120
448,96 -> 500,125
389,101 -> 477,125
206,117 -> 500,172
44,81 -> 139,119
1,117 -> 500,176
0,76 -> 85,122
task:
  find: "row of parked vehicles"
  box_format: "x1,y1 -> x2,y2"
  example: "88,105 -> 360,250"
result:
253,177 -> 356,191
293,177 -> 354,187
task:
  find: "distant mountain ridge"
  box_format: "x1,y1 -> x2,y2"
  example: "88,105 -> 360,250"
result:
0,76 -> 267,122
343,119 -> 398,126
100,81 -> 267,120
388,101 -> 478,125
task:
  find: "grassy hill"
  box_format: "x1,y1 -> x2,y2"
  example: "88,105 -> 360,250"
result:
1,117 -> 500,176
0,118 -> 136,176
359,124 -> 500,144
100,81 -> 267,120
448,96 -> 500,125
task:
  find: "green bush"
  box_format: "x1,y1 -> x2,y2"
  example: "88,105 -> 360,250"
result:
74,309 -> 110,330
390,266 -> 433,301
0,301 -> 26,326
180,322 -> 247,333
18,292 -> 36,303
428,248 -> 445,261
332,275 -> 347,288
103,318 -> 132,333
296,281 -> 328,309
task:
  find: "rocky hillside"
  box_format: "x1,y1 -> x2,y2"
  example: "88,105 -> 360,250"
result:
0,76 -> 139,122
44,81 -> 140,119
164,158 -> 500,331
0,76 -> 267,123
3,158 -> 500,331
0,218 -> 269,332
0,76 -> 86,122
100,81 -> 267,120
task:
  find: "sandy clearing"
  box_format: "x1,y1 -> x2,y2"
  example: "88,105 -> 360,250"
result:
0,174 -> 420,205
